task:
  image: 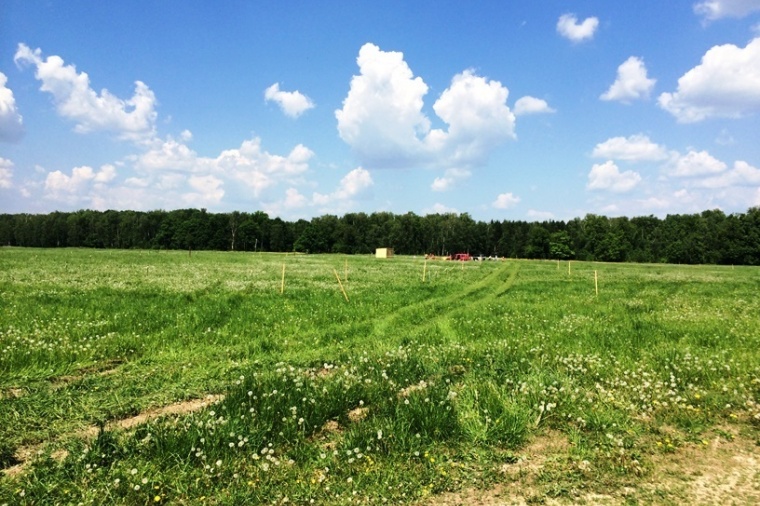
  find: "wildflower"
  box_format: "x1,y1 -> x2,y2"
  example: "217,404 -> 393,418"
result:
154,496 -> 161,503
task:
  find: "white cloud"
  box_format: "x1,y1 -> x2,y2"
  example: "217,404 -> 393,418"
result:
336,43 -> 430,167
212,139 -> 313,196
336,43 -> 515,170
670,150 -> 727,177
0,73 -> 24,142
556,13 -> 599,43
698,160 -> 760,187
424,203 -> 459,215
44,164 -> 117,203
600,56 -> 656,103
592,134 -> 670,162
313,167 -> 373,206
264,83 -> 315,118
431,168 -> 471,191
283,188 -> 308,209
527,209 -> 555,220
137,135 -> 313,197
492,192 -> 521,209
14,43 -> 157,141
658,37 -> 760,122
514,96 -> 555,116
137,135 -> 199,172
587,160 -> 642,192
183,174 -> 224,206
94,164 -> 117,183
0,157 -> 13,188
694,0 -> 760,21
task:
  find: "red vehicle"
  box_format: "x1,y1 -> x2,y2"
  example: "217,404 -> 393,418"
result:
445,253 -> 471,261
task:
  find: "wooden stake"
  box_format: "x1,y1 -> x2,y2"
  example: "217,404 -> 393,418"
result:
594,270 -> 598,297
422,259 -> 427,282
568,261 -> 571,275
344,258 -> 348,283
280,263 -> 286,294
334,269 -> 349,302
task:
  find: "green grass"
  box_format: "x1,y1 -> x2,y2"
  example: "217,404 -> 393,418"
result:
1,248 -> 758,504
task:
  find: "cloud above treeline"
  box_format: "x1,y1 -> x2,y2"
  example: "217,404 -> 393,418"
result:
335,43 -> 517,171
587,132 -> 760,214
658,37 -> 760,122
14,44 -> 157,142
0,72 -> 25,143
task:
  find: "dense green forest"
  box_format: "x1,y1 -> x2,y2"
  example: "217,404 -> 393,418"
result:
1,207 -> 760,264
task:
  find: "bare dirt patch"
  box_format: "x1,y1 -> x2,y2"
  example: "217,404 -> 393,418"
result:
420,427 -> 760,506
2,394 -> 224,478
0,387 -> 25,400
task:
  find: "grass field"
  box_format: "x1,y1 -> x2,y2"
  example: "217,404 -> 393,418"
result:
1,248 -> 758,505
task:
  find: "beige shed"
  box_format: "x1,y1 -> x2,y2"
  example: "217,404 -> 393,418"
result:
375,247 -> 394,259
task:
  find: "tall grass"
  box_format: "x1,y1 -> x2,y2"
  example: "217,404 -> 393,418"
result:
1,249 -> 758,504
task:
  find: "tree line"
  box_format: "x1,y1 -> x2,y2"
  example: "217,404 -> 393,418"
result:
1,207 -> 759,265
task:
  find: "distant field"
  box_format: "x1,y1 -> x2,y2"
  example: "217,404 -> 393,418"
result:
1,248 -> 758,505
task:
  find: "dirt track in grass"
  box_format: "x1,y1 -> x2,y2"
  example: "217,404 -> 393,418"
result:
2,394 -> 224,478
420,426 -> 759,506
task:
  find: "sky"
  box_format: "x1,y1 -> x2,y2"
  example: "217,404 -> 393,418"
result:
2,0 -> 760,222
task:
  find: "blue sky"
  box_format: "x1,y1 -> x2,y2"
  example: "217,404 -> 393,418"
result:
2,1 -> 760,221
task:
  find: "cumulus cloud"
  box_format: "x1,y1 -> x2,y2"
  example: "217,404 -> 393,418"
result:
14,43 -> 157,141
527,209 -> 555,220
0,157 -> 13,188
183,174 -> 224,206
136,135 -> 313,197
44,164 -> 117,203
264,83 -> 315,118
670,150 -> 727,177
0,73 -> 24,142
592,134 -> 669,161
492,192 -> 521,209
212,139 -> 313,196
313,167 -> 373,206
282,188 -> 309,209
694,0 -> 760,21
658,37 -> 760,122
513,96 -> 555,116
336,43 -> 515,170
697,160 -> 760,187
600,57 -> 656,103
556,13 -> 599,43
424,203 -> 459,215
587,161 -> 642,192
431,168 -> 471,191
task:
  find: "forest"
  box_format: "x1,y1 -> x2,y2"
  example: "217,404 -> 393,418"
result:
1,207 -> 759,265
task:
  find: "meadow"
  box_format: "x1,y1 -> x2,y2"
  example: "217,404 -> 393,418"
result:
0,248 -> 758,505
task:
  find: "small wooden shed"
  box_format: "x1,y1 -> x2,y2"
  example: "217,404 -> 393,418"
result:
375,247 -> 394,259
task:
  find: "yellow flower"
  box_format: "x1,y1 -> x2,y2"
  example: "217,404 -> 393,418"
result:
154,496 -> 161,503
